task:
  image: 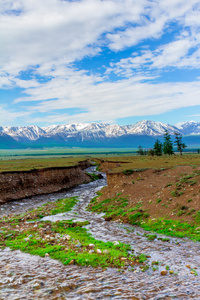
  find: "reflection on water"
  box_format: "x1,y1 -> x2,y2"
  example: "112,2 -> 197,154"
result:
0,167 -> 200,299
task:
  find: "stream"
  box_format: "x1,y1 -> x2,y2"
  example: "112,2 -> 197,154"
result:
0,166 -> 200,299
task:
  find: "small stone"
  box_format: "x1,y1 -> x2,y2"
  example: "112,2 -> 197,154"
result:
186,264 -> 191,268
88,244 -> 95,249
24,237 -> 30,242
75,243 -> 82,248
65,248 -> 68,251
190,271 -> 195,274
160,270 -> 167,276
45,253 -> 49,257
96,249 -> 102,254
103,250 -> 109,254
113,241 -> 119,246
89,250 -> 94,254
33,282 -> 40,289
120,257 -> 127,261
69,259 -> 75,265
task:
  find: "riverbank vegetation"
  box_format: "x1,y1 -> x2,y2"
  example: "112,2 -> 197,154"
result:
0,197 -> 147,269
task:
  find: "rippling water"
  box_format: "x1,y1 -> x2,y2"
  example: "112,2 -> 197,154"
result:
0,167 -> 200,299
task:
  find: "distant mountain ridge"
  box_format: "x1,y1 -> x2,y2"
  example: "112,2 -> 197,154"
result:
0,120 -> 200,149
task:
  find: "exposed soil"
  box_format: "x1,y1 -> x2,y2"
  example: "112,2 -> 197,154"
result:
0,160 -> 91,204
96,161 -> 200,224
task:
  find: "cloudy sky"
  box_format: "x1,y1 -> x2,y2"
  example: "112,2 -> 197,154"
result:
1,0 -> 200,127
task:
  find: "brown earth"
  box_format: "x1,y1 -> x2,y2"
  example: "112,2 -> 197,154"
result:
95,161 -> 200,224
0,160 -> 91,204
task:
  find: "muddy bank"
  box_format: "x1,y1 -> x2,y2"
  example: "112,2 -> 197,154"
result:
0,160 -> 91,204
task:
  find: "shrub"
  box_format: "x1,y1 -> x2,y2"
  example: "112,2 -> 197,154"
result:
128,212 -> 142,224
123,169 -> 134,175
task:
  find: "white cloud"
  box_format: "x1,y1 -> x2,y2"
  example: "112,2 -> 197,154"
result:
0,105 -> 30,126
1,0 -> 199,76
0,0 -> 149,76
1,0 -> 200,126
10,66 -> 200,125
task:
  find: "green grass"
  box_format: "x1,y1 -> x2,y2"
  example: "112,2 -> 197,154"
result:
1,197 -> 79,224
3,220 -> 138,268
88,196 -> 129,219
85,172 -> 101,181
139,219 -> 200,242
0,196 -> 147,269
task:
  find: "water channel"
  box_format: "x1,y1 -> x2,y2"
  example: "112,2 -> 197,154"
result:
0,166 -> 200,299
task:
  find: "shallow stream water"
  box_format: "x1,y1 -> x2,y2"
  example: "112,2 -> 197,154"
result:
0,167 -> 200,299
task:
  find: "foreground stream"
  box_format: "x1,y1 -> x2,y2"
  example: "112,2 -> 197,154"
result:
0,167 -> 200,299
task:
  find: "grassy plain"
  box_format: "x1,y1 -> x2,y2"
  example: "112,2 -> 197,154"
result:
0,156 -> 88,172
94,154 -> 200,173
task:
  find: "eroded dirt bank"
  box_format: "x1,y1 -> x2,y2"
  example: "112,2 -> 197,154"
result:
94,161 -> 200,224
0,160 -> 91,204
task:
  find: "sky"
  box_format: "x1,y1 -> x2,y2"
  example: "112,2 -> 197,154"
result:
1,0 -> 200,127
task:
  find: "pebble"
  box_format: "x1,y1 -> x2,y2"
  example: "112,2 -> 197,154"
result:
96,249 -> 102,254
103,250 -> 109,254
88,244 -> 95,249
160,270 -> 168,276
186,264 -> 191,268
69,260 -> 75,265
113,241 -> 119,246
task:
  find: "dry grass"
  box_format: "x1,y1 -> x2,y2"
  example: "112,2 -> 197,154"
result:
0,157 -> 88,173
95,154 -> 200,173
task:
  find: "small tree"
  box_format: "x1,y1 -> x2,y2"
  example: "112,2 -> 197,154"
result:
153,139 -> 162,156
137,145 -> 144,155
148,148 -> 155,156
174,132 -> 186,156
163,130 -> 174,155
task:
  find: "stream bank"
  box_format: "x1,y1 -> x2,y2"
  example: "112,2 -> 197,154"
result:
0,160 -> 91,204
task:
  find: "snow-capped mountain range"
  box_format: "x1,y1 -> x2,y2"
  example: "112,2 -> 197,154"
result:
0,120 -> 200,142
0,120 -> 200,148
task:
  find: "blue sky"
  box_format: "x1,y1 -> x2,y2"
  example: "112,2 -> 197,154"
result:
1,0 -> 200,127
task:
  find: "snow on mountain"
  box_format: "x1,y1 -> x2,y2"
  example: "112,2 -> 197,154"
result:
105,124 -> 127,137
124,120 -> 179,136
43,123 -> 108,134
0,120 -> 199,145
175,121 -> 200,135
43,123 -> 108,141
0,125 -> 46,141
